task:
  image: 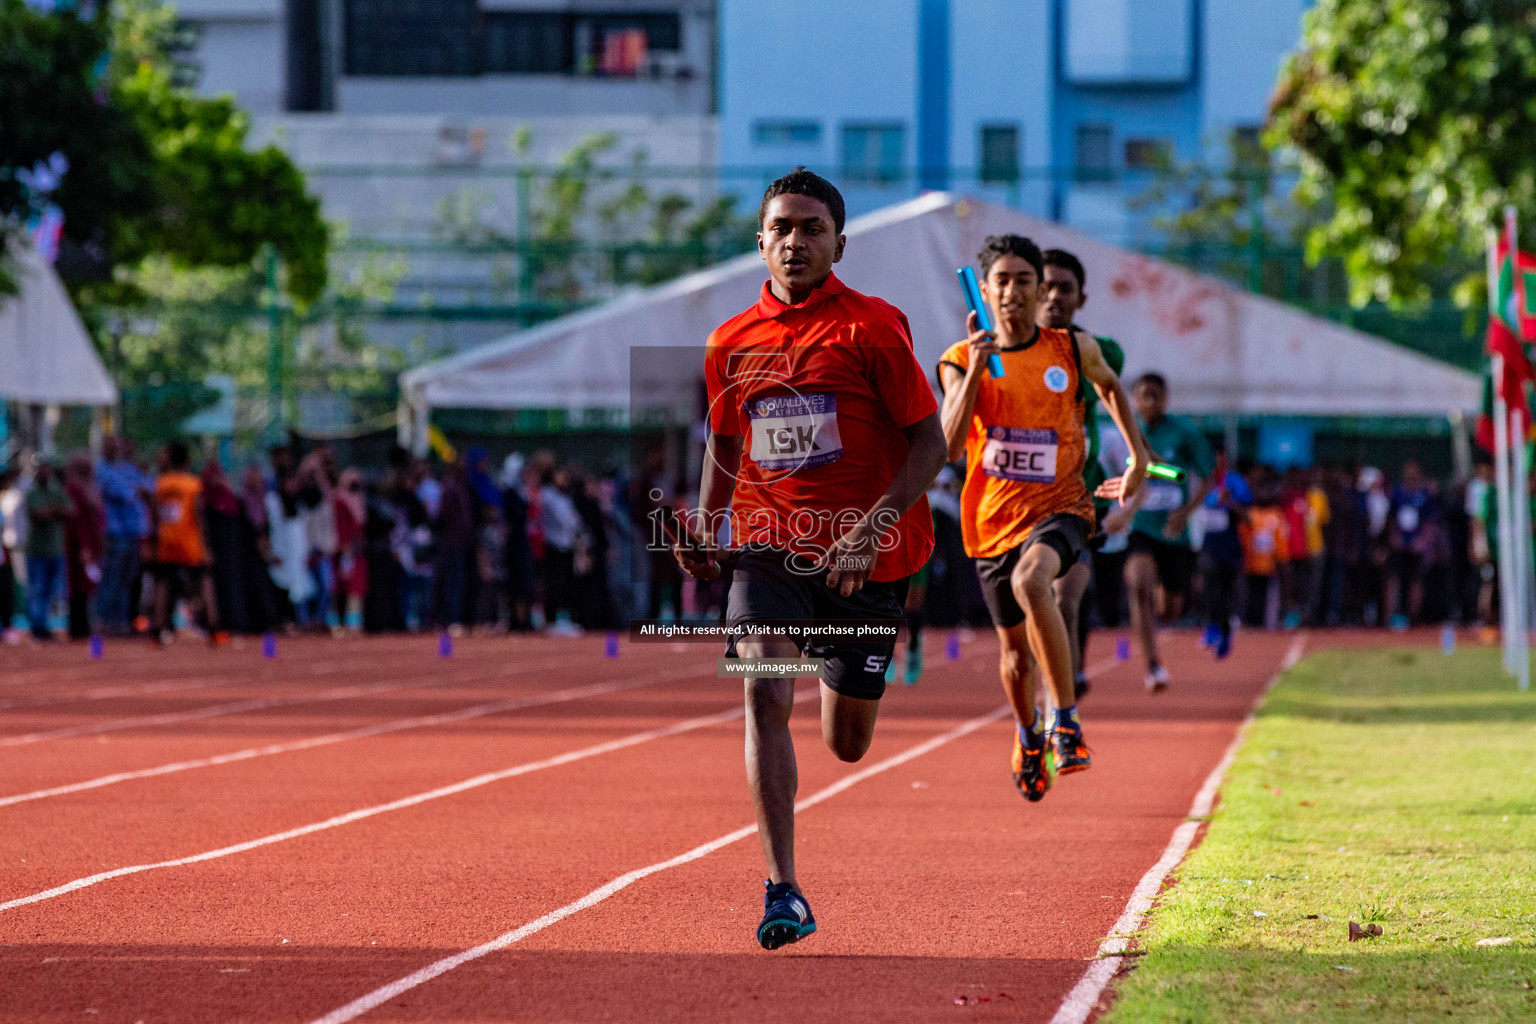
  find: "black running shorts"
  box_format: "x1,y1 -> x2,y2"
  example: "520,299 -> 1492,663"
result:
724,545 -> 909,701
973,513 -> 1092,630
1126,530 -> 1195,596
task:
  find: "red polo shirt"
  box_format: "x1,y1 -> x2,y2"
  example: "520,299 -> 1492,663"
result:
704,273 -> 937,581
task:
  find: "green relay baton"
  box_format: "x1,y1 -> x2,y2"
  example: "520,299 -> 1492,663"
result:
1127,457 -> 1187,483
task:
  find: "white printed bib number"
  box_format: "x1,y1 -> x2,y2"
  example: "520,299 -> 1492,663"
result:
1396,505 -> 1420,533
1142,482 -> 1184,512
158,502 -> 184,525
748,393 -> 843,471
982,427 -> 1058,484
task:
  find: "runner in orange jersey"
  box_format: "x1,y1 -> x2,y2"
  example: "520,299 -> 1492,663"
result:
939,235 -> 1150,800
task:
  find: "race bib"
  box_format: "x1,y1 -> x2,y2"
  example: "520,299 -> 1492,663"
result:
982,427 -> 1058,483
748,393 -> 843,471
1253,530 -> 1276,555
158,502 -> 184,525
1199,506 -> 1231,533
1396,505 -> 1420,533
1142,482 -> 1184,512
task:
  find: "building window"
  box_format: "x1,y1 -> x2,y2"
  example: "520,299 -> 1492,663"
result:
1123,137 -> 1172,170
755,121 -> 821,146
1064,0 -> 1193,84
1074,123 -> 1113,181
842,123 -> 905,184
482,12 -> 570,74
572,13 -> 682,77
344,7 -> 684,78
344,0 -> 478,76
979,124 -> 1021,184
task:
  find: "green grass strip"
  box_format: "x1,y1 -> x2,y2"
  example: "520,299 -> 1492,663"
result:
1104,645 -> 1536,1023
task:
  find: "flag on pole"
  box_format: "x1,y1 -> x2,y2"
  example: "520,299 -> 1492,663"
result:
1476,234 -> 1536,451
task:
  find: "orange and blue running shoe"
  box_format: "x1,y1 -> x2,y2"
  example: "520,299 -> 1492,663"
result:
1011,728 -> 1052,802
1051,726 -> 1093,775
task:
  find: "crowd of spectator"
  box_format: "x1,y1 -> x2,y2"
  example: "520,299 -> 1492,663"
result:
0,439 -> 649,645
0,437 -> 1509,646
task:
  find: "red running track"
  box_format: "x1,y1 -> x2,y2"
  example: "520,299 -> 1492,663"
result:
0,627 -> 1363,1022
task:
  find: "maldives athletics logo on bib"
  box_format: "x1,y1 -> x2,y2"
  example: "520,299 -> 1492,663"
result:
1043,365 -> 1070,393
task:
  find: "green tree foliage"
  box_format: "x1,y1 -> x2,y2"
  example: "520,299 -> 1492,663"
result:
1269,0 -> 1536,307
0,0 -> 326,303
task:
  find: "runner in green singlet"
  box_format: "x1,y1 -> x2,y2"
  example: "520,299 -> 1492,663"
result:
1038,249 -> 1126,698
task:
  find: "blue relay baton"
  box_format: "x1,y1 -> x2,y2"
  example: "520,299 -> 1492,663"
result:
957,267 -> 1006,378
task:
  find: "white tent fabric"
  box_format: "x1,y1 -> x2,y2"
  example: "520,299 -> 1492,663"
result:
0,240 -> 117,406
401,193 -> 1478,432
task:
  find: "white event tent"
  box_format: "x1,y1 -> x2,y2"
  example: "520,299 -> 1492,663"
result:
399,192 -> 1478,450
0,240 -> 117,408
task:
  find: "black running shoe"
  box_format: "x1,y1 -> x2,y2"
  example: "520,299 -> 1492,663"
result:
757,880 -> 816,950
1011,729 -> 1052,802
1051,727 -> 1093,775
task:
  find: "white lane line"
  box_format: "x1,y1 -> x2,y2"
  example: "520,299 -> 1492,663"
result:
0,675 -> 481,749
308,702 -> 1013,1024
1047,634 -> 1308,1024
0,669 -> 687,809
0,675 -> 269,712
0,650 -> 594,749
0,684 -> 810,914
0,647 -> 451,707
0,654 -> 357,692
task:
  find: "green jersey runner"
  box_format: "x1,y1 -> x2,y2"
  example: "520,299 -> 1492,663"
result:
1080,333 -> 1125,517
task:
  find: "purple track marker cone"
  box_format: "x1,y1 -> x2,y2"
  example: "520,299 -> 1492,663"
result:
438,631 -> 453,658
945,633 -> 961,661
604,631 -> 620,658
261,632 -> 277,658
89,634 -> 103,659
1115,637 -> 1131,662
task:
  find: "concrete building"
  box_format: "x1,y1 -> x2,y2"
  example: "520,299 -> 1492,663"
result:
719,0 -> 1311,239
176,0 -> 716,117
177,1 -> 723,237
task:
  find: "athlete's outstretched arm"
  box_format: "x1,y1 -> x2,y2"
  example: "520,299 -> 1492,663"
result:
939,311 -> 998,462
824,411 -> 947,596
1075,330 -> 1151,502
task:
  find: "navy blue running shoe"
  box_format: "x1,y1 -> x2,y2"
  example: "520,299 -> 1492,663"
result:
757,880 -> 816,949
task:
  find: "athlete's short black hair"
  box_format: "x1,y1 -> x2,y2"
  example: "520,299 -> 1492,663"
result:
167,441 -> 190,469
1133,372 -> 1168,393
1042,249 -> 1086,291
977,234 -> 1044,280
758,167 -> 846,233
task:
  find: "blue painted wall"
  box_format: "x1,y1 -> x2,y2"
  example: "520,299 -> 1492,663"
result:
718,0 -> 1310,226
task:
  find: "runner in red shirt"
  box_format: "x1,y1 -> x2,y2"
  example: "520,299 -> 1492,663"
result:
675,169 -> 947,951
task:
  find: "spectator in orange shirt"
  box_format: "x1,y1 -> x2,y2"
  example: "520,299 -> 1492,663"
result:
1241,472 -> 1290,630
150,442 -> 227,646
1281,468 -> 1331,628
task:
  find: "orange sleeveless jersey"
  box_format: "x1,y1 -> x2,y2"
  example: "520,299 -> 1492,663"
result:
939,327 -> 1095,559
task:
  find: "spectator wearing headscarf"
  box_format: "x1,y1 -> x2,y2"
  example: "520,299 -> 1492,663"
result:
95,436 -> 151,634
333,467 -> 369,632
499,453 -> 536,630
200,460 -> 252,633
539,466 -> 581,634
25,458 -> 71,640
63,454 -> 105,639
432,459 -> 475,631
